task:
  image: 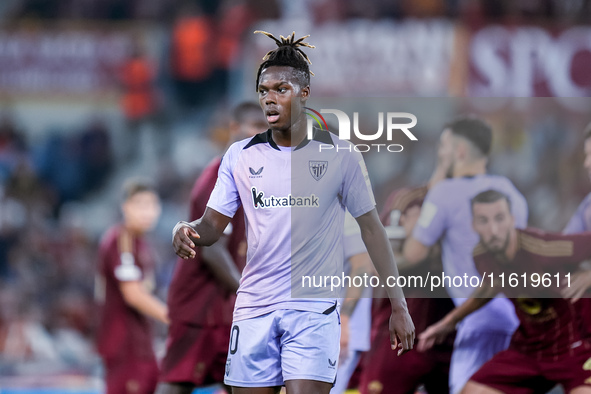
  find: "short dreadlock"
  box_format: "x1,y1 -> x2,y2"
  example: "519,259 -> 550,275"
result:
254,30 -> 315,92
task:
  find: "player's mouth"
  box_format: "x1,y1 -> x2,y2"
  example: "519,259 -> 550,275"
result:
266,109 -> 281,124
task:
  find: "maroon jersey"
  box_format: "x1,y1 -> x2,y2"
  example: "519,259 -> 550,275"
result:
96,225 -> 156,361
474,228 -> 591,359
374,186 -> 455,345
167,157 -> 246,327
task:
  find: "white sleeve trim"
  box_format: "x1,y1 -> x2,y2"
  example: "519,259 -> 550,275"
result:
114,252 -> 142,281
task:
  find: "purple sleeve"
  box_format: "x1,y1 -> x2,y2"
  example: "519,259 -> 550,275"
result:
412,185 -> 448,247
206,143 -> 242,217
340,148 -> 376,218
564,195 -> 591,234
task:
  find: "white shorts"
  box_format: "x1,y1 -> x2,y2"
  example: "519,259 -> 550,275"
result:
224,307 -> 340,387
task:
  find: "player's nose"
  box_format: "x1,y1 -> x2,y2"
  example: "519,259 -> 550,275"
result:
265,91 -> 277,105
489,222 -> 500,236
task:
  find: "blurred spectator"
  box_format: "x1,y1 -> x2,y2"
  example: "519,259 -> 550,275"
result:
216,0 -> 257,71
170,4 -> 216,108
119,39 -> 169,161
0,116 -> 28,183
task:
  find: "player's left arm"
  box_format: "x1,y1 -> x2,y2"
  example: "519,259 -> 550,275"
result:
355,209 -> 415,355
417,282 -> 498,352
400,237 -> 431,270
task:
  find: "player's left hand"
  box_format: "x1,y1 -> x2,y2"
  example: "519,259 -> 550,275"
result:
389,301 -> 415,356
417,318 -> 454,352
562,270 -> 591,303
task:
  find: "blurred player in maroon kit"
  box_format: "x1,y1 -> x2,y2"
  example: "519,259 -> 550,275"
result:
359,152 -> 455,394
156,102 -> 267,394
563,123 -> 591,340
96,179 -> 169,394
420,189 -> 591,393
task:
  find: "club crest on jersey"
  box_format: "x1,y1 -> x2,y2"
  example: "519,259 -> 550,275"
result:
249,166 -> 264,178
309,161 -> 328,181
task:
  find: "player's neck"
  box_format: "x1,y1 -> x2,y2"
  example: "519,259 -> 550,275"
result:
452,160 -> 486,178
123,223 -> 145,236
272,118 -> 307,147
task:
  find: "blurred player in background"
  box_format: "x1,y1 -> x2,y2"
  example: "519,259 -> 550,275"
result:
156,102 -> 266,394
564,122 -> 591,234
331,212 -> 374,394
359,153 -> 456,394
172,31 -> 414,394
95,178 -> 168,394
420,189 -> 591,393
402,117 -> 528,393
562,122 -> 591,350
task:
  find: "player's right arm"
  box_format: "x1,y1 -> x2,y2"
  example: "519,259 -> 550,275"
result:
402,198 -> 443,270
172,207 -> 232,259
417,282 -> 498,352
174,143 -> 243,259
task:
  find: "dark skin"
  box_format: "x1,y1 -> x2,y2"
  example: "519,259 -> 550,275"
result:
172,66 -> 415,394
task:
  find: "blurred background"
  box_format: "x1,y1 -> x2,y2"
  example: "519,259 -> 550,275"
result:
0,0 -> 590,392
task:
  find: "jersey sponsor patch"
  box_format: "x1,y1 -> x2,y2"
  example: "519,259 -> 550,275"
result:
251,187 -> 319,209
417,201 -> 438,228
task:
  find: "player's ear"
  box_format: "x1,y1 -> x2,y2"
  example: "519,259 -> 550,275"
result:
300,85 -> 310,101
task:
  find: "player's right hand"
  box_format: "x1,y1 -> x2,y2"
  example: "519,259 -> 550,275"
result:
172,221 -> 200,259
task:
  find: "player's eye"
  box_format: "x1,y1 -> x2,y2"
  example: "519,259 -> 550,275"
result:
279,87 -> 287,93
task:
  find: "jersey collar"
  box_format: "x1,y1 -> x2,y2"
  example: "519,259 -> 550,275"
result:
244,128 -> 335,152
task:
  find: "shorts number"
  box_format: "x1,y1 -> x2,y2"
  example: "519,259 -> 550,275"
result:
230,325 -> 239,355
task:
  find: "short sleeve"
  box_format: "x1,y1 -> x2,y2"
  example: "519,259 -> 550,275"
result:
107,231 -> 142,282
340,148 -> 376,218
113,252 -> 142,282
207,143 -> 242,218
564,196 -> 591,234
412,185 -> 448,247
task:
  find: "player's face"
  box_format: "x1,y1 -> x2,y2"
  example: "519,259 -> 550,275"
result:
438,129 -> 455,178
258,66 -> 309,132
584,138 -> 591,181
233,109 -> 268,140
122,191 -> 161,233
472,199 -> 515,254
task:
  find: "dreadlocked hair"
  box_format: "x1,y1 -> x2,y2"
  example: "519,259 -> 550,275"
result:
254,30 -> 315,92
